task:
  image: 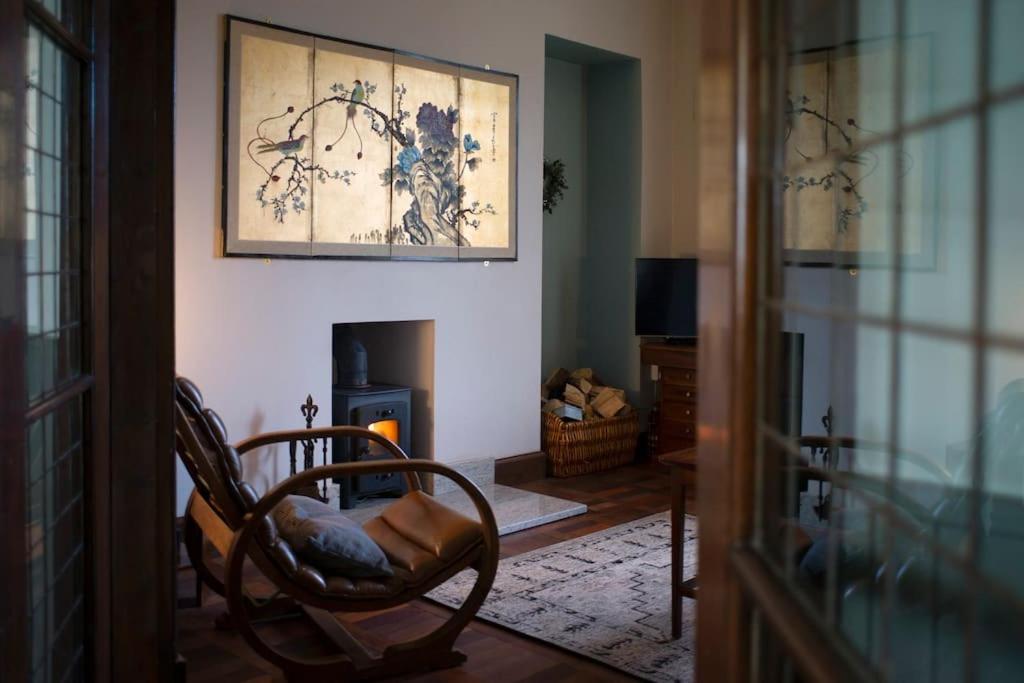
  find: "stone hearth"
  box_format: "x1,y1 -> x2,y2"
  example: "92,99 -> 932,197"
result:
331,457 -> 586,535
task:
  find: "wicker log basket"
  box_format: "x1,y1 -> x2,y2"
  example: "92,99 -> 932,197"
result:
542,410 -> 640,477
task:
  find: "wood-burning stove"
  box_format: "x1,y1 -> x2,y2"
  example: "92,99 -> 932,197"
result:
331,384 -> 412,509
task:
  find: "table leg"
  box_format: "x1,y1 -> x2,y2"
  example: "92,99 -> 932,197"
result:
671,468 -> 683,640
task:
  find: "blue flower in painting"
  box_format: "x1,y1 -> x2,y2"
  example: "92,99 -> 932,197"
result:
463,133 -> 481,153
397,145 -> 421,173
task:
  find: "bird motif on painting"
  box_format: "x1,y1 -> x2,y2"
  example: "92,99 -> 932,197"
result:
256,134 -> 308,155
325,79 -> 366,159
350,80 -> 365,107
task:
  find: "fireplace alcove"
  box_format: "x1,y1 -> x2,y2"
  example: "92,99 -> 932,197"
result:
330,320 -> 435,507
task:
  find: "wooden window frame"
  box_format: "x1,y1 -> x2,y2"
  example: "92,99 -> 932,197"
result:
694,0 -> 758,678
695,0 -> 867,678
695,0 -> 894,677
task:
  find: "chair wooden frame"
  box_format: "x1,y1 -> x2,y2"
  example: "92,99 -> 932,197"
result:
176,399 -> 500,681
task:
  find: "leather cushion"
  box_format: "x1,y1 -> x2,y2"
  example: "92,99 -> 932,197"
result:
379,490 -> 482,562
363,491 -> 483,584
272,495 -> 393,578
363,516 -> 442,583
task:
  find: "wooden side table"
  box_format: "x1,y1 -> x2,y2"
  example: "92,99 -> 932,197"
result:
660,448 -> 698,639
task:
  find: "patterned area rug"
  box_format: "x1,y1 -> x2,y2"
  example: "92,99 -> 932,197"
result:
428,511 -> 698,682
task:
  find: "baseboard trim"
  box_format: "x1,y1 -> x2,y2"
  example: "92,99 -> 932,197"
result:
494,451 -> 547,485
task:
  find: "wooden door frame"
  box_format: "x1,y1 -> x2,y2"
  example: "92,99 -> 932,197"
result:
0,1 -> 28,680
92,0 -> 113,677
105,0 -> 177,679
694,0 -> 759,679
0,0 -> 176,679
694,2 -> 884,680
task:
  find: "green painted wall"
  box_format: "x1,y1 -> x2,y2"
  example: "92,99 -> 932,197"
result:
581,60 -> 642,401
542,50 -> 646,409
542,57 -> 587,374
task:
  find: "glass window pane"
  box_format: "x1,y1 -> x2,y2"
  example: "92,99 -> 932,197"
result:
24,398 -> 84,683
843,324 -> 893,448
896,333 -> 973,485
25,149 -> 39,213
38,31 -> 56,99
987,99 -> 1024,339
40,94 -> 55,156
983,351 -> 1024,505
899,117 -> 976,328
26,274 -> 41,334
40,215 -> 57,273
903,0 -> 979,123
976,350 -> 1024,679
23,22 -> 87,683
41,274 -> 57,333
991,0 -> 1024,91
25,28 -> 83,402
762,0 -> 1024,676
25,210 -> 40,274
981,351 -> 1024,592
40,155 -> 55,216
880,524 -> 974,680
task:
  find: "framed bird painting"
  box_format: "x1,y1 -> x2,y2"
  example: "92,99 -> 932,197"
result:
222,15 -> 518,261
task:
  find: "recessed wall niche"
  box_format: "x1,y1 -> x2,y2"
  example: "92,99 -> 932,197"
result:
332,320 -> 435,466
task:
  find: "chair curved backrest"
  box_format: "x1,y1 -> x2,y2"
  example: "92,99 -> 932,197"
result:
175,376 -> 258,528
175,376 -> 351,597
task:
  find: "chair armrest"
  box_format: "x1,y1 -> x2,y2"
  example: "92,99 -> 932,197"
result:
234,425 -> 419,493
235,425 -> 410,458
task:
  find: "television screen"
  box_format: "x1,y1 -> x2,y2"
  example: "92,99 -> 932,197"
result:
635,258 -> 698,338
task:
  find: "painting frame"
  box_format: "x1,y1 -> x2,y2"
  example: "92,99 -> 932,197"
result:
221,15 -> 519,262
781,35 -> 938,270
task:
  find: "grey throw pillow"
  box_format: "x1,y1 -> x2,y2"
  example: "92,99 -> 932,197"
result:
272,495 -> 393,578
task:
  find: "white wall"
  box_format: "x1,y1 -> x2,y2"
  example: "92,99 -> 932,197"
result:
175,0 -> 677,511
670,0 -> 701,257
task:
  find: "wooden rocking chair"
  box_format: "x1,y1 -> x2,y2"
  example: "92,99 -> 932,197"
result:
174,377 -> 499,681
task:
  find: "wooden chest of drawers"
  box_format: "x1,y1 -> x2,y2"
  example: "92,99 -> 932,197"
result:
640,342 -> 698,454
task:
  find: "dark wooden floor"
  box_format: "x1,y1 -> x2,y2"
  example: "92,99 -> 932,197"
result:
176,461 -> 693,682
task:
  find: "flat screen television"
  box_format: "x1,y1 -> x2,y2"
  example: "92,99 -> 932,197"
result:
635,258 -> 698,339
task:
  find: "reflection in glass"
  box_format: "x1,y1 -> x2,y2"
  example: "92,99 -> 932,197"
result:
987,99 -> 1024,339
899,118 -> 976,329
757,0 -> 1024,678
